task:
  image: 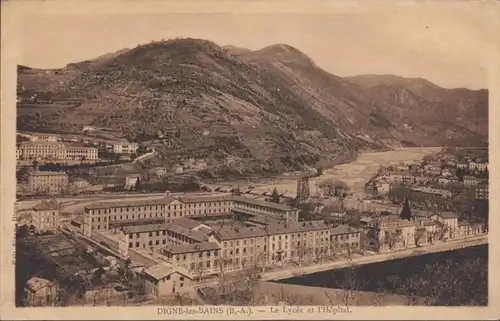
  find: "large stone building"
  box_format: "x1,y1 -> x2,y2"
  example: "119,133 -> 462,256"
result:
31,200 -> 61,232
82,195 -> 300,237
17,141 -> 98,161
362,215 -> 417,253
27,171 -> 69,194
19,142 -> 67,160
329,224 -> 362,255
112,142 -> 138,155
29,135 -> 58,143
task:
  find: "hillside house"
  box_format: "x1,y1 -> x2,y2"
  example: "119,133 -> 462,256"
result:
469,161 -> 488,172
463,176 -> 478,187
113,142 -> 138,155
441,168 -> 454,176
376,182 -> 391,195
29,135 -> 58,143
124,174 -> 140,190
475,183 -> 489,200
152,167 -> 168,177
175,165 -> 184,174
195,159 -> 207,171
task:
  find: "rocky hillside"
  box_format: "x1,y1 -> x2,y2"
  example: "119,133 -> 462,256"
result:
17,38 -> 488,171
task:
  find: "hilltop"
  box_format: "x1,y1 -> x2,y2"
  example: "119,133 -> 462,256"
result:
17,38 -> 488,172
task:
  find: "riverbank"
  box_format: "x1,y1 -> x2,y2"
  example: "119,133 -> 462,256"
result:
250,147 -> 442,202
259,234 -> 487,282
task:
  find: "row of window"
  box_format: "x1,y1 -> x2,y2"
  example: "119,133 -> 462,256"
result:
169,250 -> 220,262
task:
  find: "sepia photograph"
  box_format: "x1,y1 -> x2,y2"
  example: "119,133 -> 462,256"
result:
1,0 -> 499,319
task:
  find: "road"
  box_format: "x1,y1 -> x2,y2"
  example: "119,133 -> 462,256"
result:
260,234 -> 487,281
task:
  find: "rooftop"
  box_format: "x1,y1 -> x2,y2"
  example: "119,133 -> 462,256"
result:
143,262 -> 175,280
233,195 -> 294,211
26,277 -> 55,292
167,223 -> 211,242
20,141 -> 63,146
171,217 -> 205,230
29,171 -> 68,177
85,196 -> 176,210
330,224 -> 359,235
33,200 -> 60,211
436,212 -> 459,219
214,220 -> 330,240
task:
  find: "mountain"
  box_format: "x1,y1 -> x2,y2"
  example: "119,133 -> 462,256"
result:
223,45 -> 252,55
17,38 -> 488,172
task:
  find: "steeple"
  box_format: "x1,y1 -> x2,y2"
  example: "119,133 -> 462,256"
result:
400,197 -> 412,221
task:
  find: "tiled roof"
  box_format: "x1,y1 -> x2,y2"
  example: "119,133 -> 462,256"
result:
85,196 -> 176,210
33,201 -> 60,211
144,262 -> 175,280
167,224 -> 209,242
29,171 -> 68,177
233,195 -> 294,211
172,217 -> 204,229
437,212 -> 459,219
330,224 -> 359,235
214,220 -> 330,240
178,195 -> 233,203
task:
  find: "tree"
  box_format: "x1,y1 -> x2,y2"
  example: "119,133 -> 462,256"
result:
414,229 -> 425,247
400,197 -> 412,221
389,185 -> 410,203
387,257 -> 487,306
270,187 -> 280,203
334,258 -> 369,306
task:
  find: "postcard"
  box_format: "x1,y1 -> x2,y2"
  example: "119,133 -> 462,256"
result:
1,0 -> 499,320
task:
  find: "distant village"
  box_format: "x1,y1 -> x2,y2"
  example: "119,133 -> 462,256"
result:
15,131 -> 488,306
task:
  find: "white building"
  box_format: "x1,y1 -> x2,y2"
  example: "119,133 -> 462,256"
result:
29,135 -> 58,143
113,142 -> 139,155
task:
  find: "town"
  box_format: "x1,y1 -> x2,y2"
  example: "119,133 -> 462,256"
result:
15,133 -> 488,306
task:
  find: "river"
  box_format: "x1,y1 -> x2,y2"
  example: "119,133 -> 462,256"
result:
250,147 -> 442,206
274,244 -> 488,306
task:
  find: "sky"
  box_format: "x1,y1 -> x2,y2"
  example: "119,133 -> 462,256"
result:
11,0 -> 498,90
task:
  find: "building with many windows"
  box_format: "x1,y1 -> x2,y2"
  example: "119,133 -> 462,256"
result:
27,171 -> 69,194
82,195 -> 300,237
30,200 -> 61,232
19,142 -> 67,160
29,135 -> 58,143
475,183 -> 489,200
18,141 -> 98,161
64,146 -> 99,160
329,224 -> 362,255
362,215 -> 417,253
112,142 -> 138,155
